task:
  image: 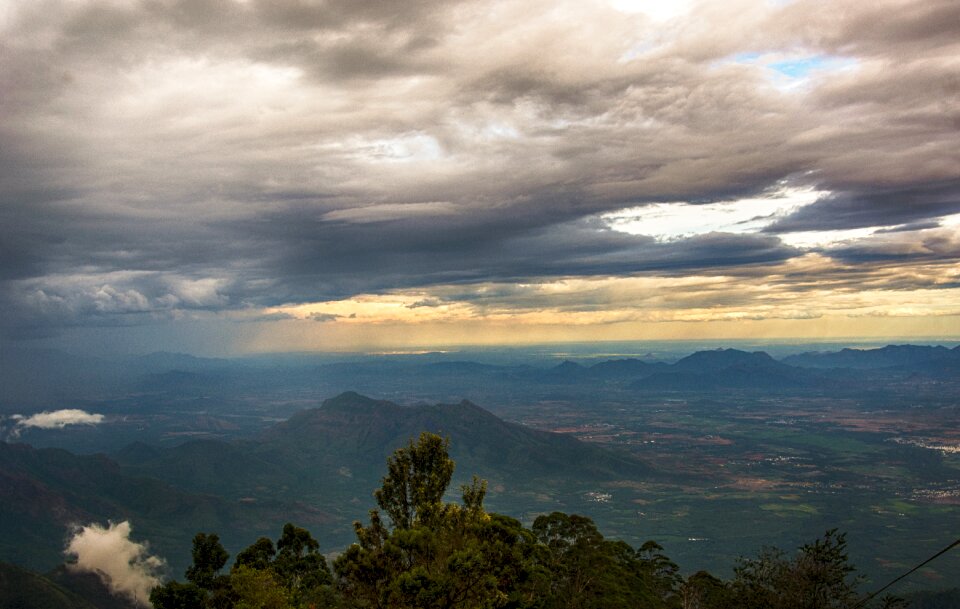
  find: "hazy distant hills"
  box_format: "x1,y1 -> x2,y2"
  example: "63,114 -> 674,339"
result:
630,348 -> 824,391
626,346 -> 960,391
541,349 -> 830,392
4,343 -> 959,416
783,344 -> 960,370
529,346 -> 960,392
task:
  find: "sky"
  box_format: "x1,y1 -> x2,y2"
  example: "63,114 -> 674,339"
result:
1,0 -> 958,355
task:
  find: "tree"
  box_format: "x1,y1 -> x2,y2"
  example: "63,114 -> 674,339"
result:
374,433 -> 455,530
335,433 -> 538,609
531,512 -> 679,609
150,581 -> 207,609
731,529 -> 862,609
151,533 -> 230,609
152,525 -> 334,609
186,533 -> 230,590
272,523 -> 333,606
681,571 -> 733,609
234,537 -> 276,571
230,565 -> 291,609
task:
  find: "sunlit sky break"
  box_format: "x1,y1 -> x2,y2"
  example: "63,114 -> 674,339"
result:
1,0 -> 958,355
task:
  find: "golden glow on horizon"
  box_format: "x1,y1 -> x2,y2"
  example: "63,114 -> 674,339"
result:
246,254 -> 960,351
240,314 -> 960,353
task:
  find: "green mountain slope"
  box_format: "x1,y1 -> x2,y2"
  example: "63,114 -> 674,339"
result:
258,391 -> 650,482
0,561 -> 96,609
0,442 -> 271,573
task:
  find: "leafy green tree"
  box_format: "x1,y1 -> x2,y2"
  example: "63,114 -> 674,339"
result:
153,525 -> 335,609
186,533 -> 230,590
374,433 -> 455,530
680,571 -> 733,609
531,512 -> 679,609
149,580 -> 207,609
235,537 -> 276,571
273,523 -> 333,606
335,433 -> 538,609
635,539 -> 682,603
731,529 -> 865,609
152,533 -> 231,609
230,565 -> 292,609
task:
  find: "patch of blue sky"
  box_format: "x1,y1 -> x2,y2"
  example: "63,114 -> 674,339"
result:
767,55 -> 857,79
714,52 -> 857,91
729,51 -> 763,64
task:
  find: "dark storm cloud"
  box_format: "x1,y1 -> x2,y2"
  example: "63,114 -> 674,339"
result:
0,0 -> 958,339
875,221 -> 942,234
223,210 -> 798,306
251,0 -> 465,32
827,229 -> 960,265
765,181 -> 960,233
310,312 -> 341,322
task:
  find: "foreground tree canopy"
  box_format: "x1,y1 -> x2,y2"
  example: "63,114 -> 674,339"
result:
151,433 -> 906,609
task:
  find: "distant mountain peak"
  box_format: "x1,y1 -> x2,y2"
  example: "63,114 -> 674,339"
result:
258,392 -> 651,483
674,348 -> 778,371
321,391 -> 403,413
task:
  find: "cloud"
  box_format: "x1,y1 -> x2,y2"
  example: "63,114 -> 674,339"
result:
12,409 -> 104,429
310,312 -> 342,322
4,409 -> 104,439
826,224 -> 960,264
64,521 -> 165,607
764,181 -> 960,234
322,201 -> 458,224
874,221 -> 942,234
0,0 -> 958,345
407,298 -> 445,309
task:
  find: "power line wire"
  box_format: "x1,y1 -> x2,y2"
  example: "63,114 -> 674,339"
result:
852,537 -> 960,609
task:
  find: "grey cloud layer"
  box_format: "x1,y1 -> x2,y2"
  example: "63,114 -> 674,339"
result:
1,0 -> 958,336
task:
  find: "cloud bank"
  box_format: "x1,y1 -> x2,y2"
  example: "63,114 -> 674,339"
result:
64,521 -> 165,607
0,0 -> 957,349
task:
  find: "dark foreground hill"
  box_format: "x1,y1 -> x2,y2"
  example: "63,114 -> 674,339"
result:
0,561 -> 97,609
0,441 -> 266,573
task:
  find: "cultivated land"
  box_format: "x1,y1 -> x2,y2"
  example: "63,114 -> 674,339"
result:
503,391 -> 960,588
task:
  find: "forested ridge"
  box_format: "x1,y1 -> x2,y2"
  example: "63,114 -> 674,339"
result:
149,433 -> 916,609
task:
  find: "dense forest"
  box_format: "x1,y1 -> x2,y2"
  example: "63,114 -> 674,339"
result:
149,433 -> 912,609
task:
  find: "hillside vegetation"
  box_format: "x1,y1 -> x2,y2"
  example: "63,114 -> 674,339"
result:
150,433 -> 909,609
